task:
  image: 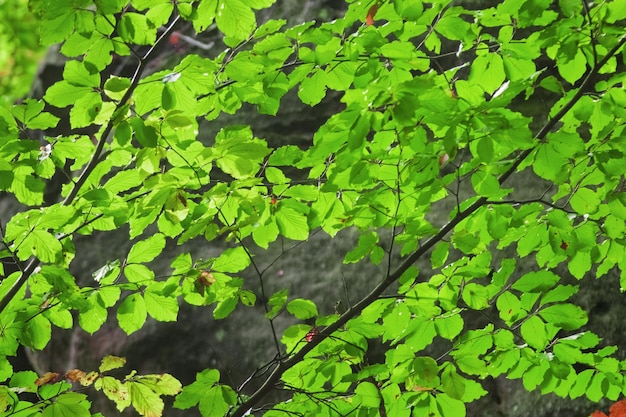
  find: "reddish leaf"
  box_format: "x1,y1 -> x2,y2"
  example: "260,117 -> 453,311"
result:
610,399 -> 626,417
169,32 -> 180,46
35,372 -> 60,386
305,327 -> 319,342
366,4 -> 379,26
439,153 -> 450,168
65,369 -> 86,383
198,271 -> 215,287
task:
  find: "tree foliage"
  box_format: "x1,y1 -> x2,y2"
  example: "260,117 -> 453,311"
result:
1,0 -> 626,416
0,0 -> 45,104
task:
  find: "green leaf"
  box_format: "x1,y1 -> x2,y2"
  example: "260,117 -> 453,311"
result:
462,283 -> 491,310
405,318 -> 437,352
412,356 -> 439,387
173,368 -> 235,415
521,315 -> 549,350
198,385 -> 237,417
471,170 -> 503,198
130,118 -> 159,148
105,170 -> 144,193
128,380 -> 164,417
496,291 -> 523,325
325,61 -> 357,91
503,54 -> 536,81
42,393 -> 91,417
190,0 -> 217,32
212,247 -> 250,273
252,220 -> 279,249
174,369 -> 219,409
95,376 -> 130,411
119,12 -> 155,45
37,381 -> 72,402
436,393 -> 467,417
78,302 -> 108,334
11,99 -> 59,129
124,263 -> 155,283
265,167 -> 289,184
117,294 -> 147,335
127,233 -> 166,263
451,229 -> 482,254
511,270 -> 560,293
100,355 -> 127,373
10,370 -> 37,392
268,145 -> 304,166
568,368 -> 594,399
65,60 -> 100,87
0,385 -> 13,411
286,298 -> 318,320
585,372 -> 606,402
37,5 -> 76,45
11,167 -> 45,206
541,285 -> 578,305
539,303 -> 587,330
441,364 -> 466,400
213,296 -> 238,319
134,374 -> 181,396
239,290 -> 256,306
0,311 -> 22,357
557,48 -> 587,85
435,312 -> 464,340
275,205 -> 309,240
355,381 -> 380,408
214,125 -> 269,178
216,0 -> 256,43
266,289 -> 288,319
22,314 -> 51,350
29,230 -> 63,263
298,69 -> 327,106
486,207 -> 509,240
144,292 -> 178,322
44,78 -> 96,109
435,11 -> 471,41
539,75 -> 564,94
344,232 -> 379,264
104,76 -> 130,100
469,52 -> 505,94
570,187 -> 601,215
69,92 -> 103,128
43,305 -> 73,329
431,241 -> 449,269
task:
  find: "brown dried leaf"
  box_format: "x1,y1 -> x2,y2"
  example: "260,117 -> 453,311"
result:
35,372 -> 60,386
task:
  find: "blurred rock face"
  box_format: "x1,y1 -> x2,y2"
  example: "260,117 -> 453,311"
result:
4,2 -> 623,417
